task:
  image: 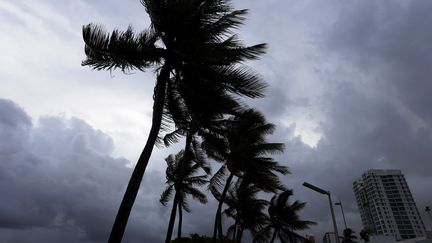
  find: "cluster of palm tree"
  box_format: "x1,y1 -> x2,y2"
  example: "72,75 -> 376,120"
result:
159,108 -> 314,243
82,0 -> 314,243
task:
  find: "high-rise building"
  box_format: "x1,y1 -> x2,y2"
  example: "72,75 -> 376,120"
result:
353,169 -> 426,241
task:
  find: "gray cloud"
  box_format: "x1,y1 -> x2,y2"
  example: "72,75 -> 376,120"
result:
326,0 -> 432,124
279,81 -> 432,238
0,98 -> 169,243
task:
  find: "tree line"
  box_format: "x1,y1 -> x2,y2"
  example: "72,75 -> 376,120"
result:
82,0 -> 315,242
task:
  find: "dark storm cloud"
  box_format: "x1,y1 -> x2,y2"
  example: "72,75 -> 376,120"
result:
275,1 -> 432,237
0,98 -> 168,243
281,82 -> 432,237
327,0 -> 432,124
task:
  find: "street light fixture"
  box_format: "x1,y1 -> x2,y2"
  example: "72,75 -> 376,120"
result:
335,200 -> 348,229
303,182 -> 340,243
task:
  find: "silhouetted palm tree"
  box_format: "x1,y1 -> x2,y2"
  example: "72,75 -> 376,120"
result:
359,228 -> 371,243
255,190 -> 315,243
224,179 -> 268,243
341,228 -> 357,243
209,109 -> 288,242
161,149 -> 209,243
82,1 -> 266,242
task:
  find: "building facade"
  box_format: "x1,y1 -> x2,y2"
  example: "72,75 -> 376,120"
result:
353,169 -> 426,241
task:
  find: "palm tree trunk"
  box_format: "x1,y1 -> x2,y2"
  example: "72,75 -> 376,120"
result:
213,173 -> 234,243
232,216 -> 238,241
177,202 -> 182,240
173,132 -> 192,242
181,132 -> 193,172
108,64 -> 170,243
165,193 -> 179,243
236,227 -> 244,243
269,229 -> 278,243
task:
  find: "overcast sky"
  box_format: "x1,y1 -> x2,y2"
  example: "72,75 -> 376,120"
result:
1,0 -> 432,242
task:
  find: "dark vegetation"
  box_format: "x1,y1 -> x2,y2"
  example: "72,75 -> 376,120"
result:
82,0 -> 314,242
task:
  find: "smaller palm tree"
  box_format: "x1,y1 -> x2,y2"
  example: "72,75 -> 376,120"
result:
209,109 -> 288,243
224,179 -> 269,243
255,190 -> 315,243
342,228 -> 358,243
359,228 -> 372,243
161,149 -> 209,243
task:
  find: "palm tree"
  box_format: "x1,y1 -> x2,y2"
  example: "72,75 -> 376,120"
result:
82,1 -> 267,242
160,148 -> 209,243
342,228 -> 357,243
224,179 -> 268,243
209,109 -> 289,242
255,190 -> 315,243
359,228 -> 371,243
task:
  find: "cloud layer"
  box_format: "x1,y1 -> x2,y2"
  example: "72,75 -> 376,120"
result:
1,0 -> 432,242
0,98 -> 169,243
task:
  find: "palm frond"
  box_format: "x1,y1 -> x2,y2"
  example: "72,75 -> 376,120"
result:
163,129 -> 185,147
82,24 -> 162,71
209,165 -> 228,198
205,9 -> 249,39
252,143 -> 285,155
160,185 -> 174,206
179,196 -> 191,213
191,138 -> 212,174
184,187 -> 207,204
197,65 -> 267,98
196,38 -> 267,65
184,175 -> 208,186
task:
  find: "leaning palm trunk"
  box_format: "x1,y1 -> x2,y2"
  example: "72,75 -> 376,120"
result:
232,216 -> 239,241
236,227 -> 244,243
108,65 -> 170,243
213,173 -> 234,243
177,203 -> 183,240
269,229 -> 278,243
166,193 -> 180,243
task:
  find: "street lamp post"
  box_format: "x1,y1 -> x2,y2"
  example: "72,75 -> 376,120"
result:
303,182 -> 340,243
426,206 -> 432,221
335,200 -> 347,229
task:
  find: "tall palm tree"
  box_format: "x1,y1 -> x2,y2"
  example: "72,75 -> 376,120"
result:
342,228 -> 357,243
160,148 -> 209,243
255,190 -> 315,243
209,109 -> 289,242
82,1 -> 267,242
224,179 -> 268,243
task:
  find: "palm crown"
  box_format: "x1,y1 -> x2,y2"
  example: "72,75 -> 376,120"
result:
209,109 -> 289,242
255,190 -> 316,243
160,150 -> 209,210
161,143 -> 210,243
224,179 -> 269,242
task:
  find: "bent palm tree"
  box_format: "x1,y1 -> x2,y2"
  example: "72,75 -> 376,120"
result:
255,190 -> 315,243
160,149 -> 209,243
209,109 -> 288,242
224,179 -> 268,243
82,1 -> 266,242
